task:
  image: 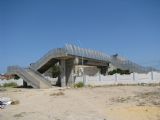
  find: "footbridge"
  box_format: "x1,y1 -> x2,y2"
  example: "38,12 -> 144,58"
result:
7,44 -> 158,88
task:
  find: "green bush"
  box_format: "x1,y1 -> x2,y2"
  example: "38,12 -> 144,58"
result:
74,82 -> 84,88
3,82 -> 18,88
14,75 -> 20,80
108,68 -> 130,75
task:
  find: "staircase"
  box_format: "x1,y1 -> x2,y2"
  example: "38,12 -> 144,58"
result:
7,66 -> 52,88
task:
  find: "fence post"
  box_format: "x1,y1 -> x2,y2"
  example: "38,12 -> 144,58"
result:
98,71 -> 101,81
115,73 -> 118,82
151,71 -> 154,80
83,75 -> 86,85
133,72 -> 136,81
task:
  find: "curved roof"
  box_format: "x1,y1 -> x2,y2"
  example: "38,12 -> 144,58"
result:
30,44 -> 110,71
64,44 -> 110,62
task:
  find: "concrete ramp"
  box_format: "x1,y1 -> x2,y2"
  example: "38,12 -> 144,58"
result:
7,66 -> 52,88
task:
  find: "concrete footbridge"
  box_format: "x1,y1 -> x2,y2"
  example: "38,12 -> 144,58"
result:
7,44 -> 158,88
30,44 -> 110,73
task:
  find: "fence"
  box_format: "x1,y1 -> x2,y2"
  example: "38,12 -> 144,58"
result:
1,72 -> 160,86
75,71 -> 160,86
0,78 -> 23,86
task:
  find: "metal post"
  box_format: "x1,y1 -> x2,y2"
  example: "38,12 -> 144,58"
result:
77,40 -> 84,85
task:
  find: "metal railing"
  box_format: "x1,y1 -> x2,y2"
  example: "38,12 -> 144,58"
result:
7,66 -> 40,88
30,44 -> 159,73
31,44 -> 111,71
110,55 -> 159,73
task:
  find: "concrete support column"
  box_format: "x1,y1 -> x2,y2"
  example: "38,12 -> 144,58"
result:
60,59 -> 66,87
23,80 -> 28,88
66,59 -> 75,86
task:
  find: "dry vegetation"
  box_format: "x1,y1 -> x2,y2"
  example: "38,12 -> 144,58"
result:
11,100 -> 20,105
50,91 -> 65,96
109,90 -> 160,106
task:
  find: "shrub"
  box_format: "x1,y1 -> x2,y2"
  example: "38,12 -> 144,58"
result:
74,82 -> 84,88
14,75 -> 20,80
3,82 -> 18,88
87,84 -> 94,88
50,91 -> 64,96
108,68 -> 130,75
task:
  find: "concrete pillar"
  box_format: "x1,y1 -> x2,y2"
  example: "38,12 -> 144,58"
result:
66,59 -> 75,86
56,76 -> 61,86
60,59 -> 66,87
23,80 -> 28,88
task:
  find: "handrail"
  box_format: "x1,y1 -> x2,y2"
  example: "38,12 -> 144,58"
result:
30,44 -> 111,71
27,68 -> 51,86
7,66 -> 40,88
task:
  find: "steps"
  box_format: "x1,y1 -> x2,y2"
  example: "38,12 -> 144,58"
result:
7,66 -> 52,89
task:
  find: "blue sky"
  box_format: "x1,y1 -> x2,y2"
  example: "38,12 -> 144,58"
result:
0,0 -> 160,73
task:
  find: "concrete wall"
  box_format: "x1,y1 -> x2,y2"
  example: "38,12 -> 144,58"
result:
1,72 -> 160,87
75,71 -> 160,85
43,76 -> 58,85
0,78 -> 23,86
75,65 -> 99,76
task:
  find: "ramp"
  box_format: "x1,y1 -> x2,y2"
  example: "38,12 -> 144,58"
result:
7,66 -> 52,88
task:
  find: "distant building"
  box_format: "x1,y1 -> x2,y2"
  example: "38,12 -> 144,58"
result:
0,74 -> 15,80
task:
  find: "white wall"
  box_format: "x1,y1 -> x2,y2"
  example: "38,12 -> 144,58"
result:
75,71 -> 160,86
44,76 -> 58,85
1,72 -> 160,87
0,78 -> 23,86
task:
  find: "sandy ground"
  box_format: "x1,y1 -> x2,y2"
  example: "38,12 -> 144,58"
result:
0,85 -> 160,120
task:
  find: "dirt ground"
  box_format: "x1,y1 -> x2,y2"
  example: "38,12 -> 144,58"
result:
0,85 -> 160,120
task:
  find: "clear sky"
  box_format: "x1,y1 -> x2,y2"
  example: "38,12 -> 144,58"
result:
0,0 -> 160,73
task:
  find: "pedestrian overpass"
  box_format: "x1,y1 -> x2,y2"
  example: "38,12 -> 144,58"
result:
7,44 -> 158,88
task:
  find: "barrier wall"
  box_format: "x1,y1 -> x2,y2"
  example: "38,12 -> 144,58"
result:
0,78 -> 23,86
75,71 -> 160,86
1,72 -> 160,86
